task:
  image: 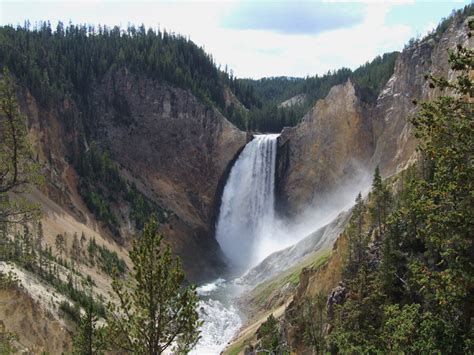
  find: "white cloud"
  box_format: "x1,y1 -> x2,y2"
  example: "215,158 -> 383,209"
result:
190,2 -> 412,78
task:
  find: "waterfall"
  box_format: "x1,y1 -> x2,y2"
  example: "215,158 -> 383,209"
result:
216,134 -> 279,271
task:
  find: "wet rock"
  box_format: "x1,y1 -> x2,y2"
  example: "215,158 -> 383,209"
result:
327,282 -> 347,320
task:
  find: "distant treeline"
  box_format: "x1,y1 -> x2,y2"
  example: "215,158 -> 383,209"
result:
0,10 -> 459,135
229,52 -> 399,132
0,22 -> 230,110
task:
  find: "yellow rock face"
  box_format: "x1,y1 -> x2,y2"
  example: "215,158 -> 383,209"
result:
276,79 -> 373,215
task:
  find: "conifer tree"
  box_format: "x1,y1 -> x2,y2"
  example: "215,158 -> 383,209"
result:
72,304 -> 107,355
55,233 -> 66,258
106,216 -> 201,354
0,68 -> 42,228
369,166 -> 391,235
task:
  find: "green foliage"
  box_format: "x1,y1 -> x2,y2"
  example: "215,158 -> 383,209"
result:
328,26 -> 474,354
0,324 -> 18,355
75,236 -> 126,276
343,193 -> 368,279
301,292 -> 327,353
0,270 -> 19,290
126,183 -> 160,230
0,20 -> 399,135
0,23 -> 226,110
72,305 -> 107,355
96,243 -> 126,276
106,216 -> 201,354
351,52 -> 399,103
234,51 -> 398,133
382,303 -> 438,353
53,275 -> 107,319
368,166 -> 392,245
59,300 -> 81,323
0,67 -> 42,228
76,144 -> 166,232
0,224 -> 107,322
257,314 -> 282,354
236,77 -> 305,106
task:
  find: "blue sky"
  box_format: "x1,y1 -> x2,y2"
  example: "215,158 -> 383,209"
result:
0,0 -> 471,78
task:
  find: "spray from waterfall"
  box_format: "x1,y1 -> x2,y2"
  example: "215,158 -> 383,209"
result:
216,134 -> 279,271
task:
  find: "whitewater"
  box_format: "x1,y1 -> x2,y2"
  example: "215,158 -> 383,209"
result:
191,133 -> 370,354
192,134 -> 279,354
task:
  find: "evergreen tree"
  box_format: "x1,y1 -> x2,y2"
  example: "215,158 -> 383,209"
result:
0,68 -> 42,228
106,216 -> 201,354
344,192 -> 367,278
369,166 -> 391,235
55,233 -> 66,258
257,314 -> 282,354
329,23 -> 474,353
72,304 -> 107,355
71,232 -> 81,260
302,291 -> 327,353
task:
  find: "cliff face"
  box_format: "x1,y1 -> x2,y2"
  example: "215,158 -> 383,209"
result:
277,14 -> 473,354
276,80 -> 373,216
93,68 -> 248,279
371,14 -> 473,176
16,68 -> 247,282
276,14 -> 472,215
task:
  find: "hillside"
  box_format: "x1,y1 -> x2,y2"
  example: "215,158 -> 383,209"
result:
1,24 -> 252,282
0,4 -> 472,354
225,7 -> 473,354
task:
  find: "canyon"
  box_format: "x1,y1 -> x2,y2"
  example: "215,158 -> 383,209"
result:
0,7 -> 472,354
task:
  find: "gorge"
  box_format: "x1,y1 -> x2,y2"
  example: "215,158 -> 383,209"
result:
0,5 -> 472,354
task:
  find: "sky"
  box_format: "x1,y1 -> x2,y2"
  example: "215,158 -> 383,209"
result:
0,0 -> 471,78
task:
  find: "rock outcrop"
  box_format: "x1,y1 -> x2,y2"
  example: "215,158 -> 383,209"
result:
92,69 -> 248,279
276,13 -> 473,215
276,80 -> 373,216
371,14 -> 473,176
14,68 -> 248,282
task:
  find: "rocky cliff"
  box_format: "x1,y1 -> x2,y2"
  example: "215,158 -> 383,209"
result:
15,67 -> 248,282
371,13 -> 473,176
93,68 -> 248,279
276,80 -> 373,216
276,13 -> 473,216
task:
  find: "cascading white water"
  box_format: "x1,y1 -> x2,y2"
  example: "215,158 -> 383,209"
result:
191,134 -> 279,354
193,134 -> 371,354
216,134 -> 279,271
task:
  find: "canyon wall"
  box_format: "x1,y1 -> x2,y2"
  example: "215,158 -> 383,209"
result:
276,13 -> 473,216
15,68 -> 248,282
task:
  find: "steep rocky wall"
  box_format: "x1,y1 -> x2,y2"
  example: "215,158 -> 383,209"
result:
0,287 -> 72,353
371,14 -> 473,176
276,14 -> 472,216
276,80 -> 373,216
91,69 -> 248,279
13,68 -> 247,282
94,68 -> 247,234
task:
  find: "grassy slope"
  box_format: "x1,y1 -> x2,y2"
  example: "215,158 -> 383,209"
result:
224,249 -> 332,355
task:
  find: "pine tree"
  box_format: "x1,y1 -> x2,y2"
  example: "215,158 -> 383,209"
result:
55,233 -> 66,258
106,216 -> 201,354
345,192 -> 367,278
0,67 -> 42,228
257,314 -> 281,353
402,39 -> 474,353
71,232 -> 81,261
369,166 -> 391,235
72,305 -> 107,355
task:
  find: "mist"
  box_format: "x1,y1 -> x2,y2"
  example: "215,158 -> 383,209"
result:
251,164 -> 373,269
216,134 -> 373,276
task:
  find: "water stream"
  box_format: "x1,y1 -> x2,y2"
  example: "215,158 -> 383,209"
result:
192,134 -> 279,354
191,133 -> 370,354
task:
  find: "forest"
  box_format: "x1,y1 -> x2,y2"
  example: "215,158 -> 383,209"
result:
0,21 -> 397,134
254,36 -> 474,354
